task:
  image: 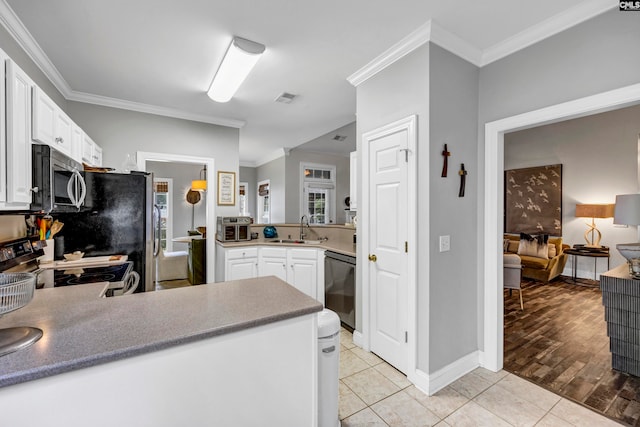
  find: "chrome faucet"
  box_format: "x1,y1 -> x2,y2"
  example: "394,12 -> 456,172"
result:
300,215 -> 308,240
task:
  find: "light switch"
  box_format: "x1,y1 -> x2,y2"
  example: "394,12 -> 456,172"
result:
439,235 -> 450,252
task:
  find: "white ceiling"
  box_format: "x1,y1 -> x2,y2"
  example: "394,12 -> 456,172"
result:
2,0 -> 616,166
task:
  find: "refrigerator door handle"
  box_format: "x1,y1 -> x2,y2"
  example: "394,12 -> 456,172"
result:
153,204 -> 161,257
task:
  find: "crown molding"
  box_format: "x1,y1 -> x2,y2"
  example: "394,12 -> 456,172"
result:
67,90 -> 245,128
254,148 -> 289,167
0,0 -> 245,129
348,0 -> 617,86
239,161 -> 257,168
347,21 -> 433,87
0,0 -> 72,97
480,0 -> 618,66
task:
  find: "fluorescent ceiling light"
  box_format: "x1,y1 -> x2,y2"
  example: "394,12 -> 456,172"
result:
207,37 -> 265,103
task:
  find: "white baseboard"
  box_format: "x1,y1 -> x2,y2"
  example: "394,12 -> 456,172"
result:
352,330 -> 363,348
426,351 -> 480,395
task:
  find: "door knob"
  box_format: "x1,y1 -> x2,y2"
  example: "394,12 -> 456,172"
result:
368,254 -> 377,262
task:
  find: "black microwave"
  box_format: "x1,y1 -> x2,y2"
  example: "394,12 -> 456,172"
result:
31,144 -> 86,212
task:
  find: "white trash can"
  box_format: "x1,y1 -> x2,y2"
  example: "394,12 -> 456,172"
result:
318,309 -> 341,427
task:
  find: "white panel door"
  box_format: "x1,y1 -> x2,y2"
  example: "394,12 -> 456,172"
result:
368,125 -> 408,374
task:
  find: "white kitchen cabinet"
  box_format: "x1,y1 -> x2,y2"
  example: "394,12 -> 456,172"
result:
349,151 -> 357,211
92,143 -> 103,166
216,244 -> 324,302
2,58 -> 35,209
71,124 -> 84,163
32,86 -> 74,158
224,247 -> 258,281
287,248 -> 318,301
82,133 -> 103,167
258,247 -> 288,281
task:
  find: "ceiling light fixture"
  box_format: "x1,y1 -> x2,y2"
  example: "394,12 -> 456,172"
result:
207,37 -> 265,103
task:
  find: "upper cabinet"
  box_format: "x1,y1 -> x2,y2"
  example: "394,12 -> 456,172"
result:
2,58 -> 35,209
32,86 -> 74,158
82,133 -> 102,167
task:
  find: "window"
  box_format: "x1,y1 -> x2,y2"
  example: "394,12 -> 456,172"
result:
257,180 -> 270,224
239,182 -> 249,216
153,178 -> 173,251
301,163 -> 336,225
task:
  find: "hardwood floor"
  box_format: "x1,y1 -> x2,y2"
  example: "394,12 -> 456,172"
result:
504,276 -> 640,426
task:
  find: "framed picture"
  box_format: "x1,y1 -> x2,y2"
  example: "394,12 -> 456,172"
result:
504,164 -> 562,235
217,171 -> 236,206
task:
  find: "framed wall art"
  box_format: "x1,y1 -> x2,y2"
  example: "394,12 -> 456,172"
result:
504,164 -> 562,235
217,171 -> 236,206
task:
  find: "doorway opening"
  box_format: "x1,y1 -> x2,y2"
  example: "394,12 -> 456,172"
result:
136,152 -> 216,284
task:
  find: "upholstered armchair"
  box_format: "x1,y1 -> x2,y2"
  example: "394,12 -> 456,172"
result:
504,253 -> 523,310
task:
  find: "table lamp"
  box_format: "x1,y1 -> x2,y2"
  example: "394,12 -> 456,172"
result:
575,203 -> 615,248
614,194 -> 640,278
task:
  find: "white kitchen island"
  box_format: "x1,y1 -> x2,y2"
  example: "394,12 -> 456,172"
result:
0,277 -> 322,427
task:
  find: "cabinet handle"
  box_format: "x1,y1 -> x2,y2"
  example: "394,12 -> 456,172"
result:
55,137 -> 64,144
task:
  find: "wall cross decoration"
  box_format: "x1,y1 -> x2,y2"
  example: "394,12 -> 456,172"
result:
458,163 -> 467,197
441,144 -> 450,177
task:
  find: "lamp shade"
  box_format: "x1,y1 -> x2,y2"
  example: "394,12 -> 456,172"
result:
614,194 -> 640,226
575,204 -> 615,218
191,180 -> 207,191
207,37 -> 265,103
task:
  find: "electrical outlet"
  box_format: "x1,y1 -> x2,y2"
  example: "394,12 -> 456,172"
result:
439,235 -> 450,252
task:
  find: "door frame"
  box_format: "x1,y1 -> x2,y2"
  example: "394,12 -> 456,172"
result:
482,82 -> 640,371
137,151 -> 216,284
361,115 -> 418,380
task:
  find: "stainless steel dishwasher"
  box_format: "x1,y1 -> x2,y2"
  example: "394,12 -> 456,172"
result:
324,251 -> 355,330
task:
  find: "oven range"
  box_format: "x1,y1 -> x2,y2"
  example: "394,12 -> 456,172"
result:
0,238 -> 139,297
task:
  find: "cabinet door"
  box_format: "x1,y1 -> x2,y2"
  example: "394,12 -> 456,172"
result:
54,110 -> 73,156
32,86 -> 56,146
288,249 -> 317,298
82,133 -> 94,164
5,60 -> 34,206
226,258 -> 258,281
259,256 -> 287,281
92,144 -> 103,167
71,125 -> 83,164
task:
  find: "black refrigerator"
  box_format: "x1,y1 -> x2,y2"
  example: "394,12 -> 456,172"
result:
55,171 -> 154,292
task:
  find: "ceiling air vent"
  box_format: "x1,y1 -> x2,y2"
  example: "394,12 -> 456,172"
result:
332,135 -> 347,142
274,92 -> 297,104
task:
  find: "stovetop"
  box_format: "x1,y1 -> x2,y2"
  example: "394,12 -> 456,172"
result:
52,262 -> 133,287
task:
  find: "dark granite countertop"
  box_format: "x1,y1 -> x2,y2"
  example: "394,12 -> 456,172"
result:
0,277 -> 322,388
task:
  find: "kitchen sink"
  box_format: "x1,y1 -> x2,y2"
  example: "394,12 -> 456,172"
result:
269,239 -> 322,245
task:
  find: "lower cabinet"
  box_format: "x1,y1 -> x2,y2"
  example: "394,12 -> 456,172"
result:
217,245 -> 324,302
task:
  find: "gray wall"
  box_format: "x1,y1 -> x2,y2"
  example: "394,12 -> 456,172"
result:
239,166 -> 257,219
355,43 -> 430,371
428,44 -> 479,372
66,102 -> 241,219
256,157 -> 286,223
477,9 -> 640,350
505,104 -> 640,276
284,150 -> 351,225
147,161 -> 207,246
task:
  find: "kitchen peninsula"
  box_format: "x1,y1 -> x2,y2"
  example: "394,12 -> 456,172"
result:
0,277 -> 322,427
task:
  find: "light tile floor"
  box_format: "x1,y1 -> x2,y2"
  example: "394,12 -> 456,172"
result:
338,328 -> 622,426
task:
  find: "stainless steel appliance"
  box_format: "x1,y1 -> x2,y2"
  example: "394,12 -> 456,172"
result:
31,144 -> 86,212
54,171 -> 154,292
0,237 -> 139,296
216,216 -> 251,242
324,251 -> 355,330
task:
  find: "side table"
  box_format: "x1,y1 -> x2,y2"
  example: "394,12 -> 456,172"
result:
600,265 -> 640,376
564,248 -> 610,281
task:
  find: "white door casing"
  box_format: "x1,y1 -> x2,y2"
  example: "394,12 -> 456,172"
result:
362,115 -> 417,376
482,83 -> 640,372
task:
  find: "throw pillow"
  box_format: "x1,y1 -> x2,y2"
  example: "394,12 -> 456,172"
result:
548,244 -> 557,258
517,233 -> 550,260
